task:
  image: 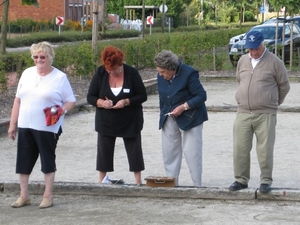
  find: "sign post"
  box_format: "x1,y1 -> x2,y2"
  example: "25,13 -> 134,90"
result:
159,4 -> 168,33
81,16 -> 86,34
56,16 -> 64,35
147,16 -> 154,35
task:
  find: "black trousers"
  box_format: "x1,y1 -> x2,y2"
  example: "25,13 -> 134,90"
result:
16,128 -> 61,174
96,132 -> 145,172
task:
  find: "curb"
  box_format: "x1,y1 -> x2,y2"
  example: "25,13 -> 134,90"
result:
2,181 -> 300,202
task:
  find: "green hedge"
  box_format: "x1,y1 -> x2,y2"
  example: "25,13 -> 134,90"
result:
5,29 -> 141,48
0,27 -> 251,91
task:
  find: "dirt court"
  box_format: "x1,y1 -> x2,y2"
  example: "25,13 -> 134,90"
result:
2,82 -> 300,224
2,192 -> 300,225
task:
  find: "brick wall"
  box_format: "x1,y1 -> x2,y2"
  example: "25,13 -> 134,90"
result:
0,0 -> 67,21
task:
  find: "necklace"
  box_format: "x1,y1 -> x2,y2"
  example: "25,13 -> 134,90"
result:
35,67 -> 53,87
35,73 -> 46,87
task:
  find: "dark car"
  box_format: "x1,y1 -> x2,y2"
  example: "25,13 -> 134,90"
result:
229,23 -> 300,65
228,16 -> 300,51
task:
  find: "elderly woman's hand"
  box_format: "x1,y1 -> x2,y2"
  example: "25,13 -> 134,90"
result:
171,103 -> 188,117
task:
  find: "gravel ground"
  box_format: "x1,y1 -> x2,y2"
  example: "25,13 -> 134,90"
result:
1,68 -> 299,120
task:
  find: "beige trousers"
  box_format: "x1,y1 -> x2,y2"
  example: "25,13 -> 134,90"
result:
233,113 -> 277,185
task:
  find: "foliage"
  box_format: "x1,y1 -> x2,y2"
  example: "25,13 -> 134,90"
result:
1,18 -> 97,33
0,59 -> 7,92
1,28 -> 239,81
3,19 -> 297,92
5,29 -> 140,48
200,52 -> 225,70
67,41 -> 95,78
244,11 -> 255,22
22,0 -> 39,7
269,0 -> 300,15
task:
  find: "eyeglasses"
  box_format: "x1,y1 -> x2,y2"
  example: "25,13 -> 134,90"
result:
33,55 -> 47,59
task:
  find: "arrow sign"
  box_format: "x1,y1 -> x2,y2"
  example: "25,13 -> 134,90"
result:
56,16 -> 64,26
147,16 -> 154,25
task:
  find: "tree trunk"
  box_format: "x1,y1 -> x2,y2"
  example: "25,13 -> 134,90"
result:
1,0 -> 10,54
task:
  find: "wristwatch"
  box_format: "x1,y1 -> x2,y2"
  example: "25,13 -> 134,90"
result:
64,109 -> 68,114
183,103 -> 188,111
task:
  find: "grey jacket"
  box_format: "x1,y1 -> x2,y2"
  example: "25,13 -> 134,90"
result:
235,50 -> 290,114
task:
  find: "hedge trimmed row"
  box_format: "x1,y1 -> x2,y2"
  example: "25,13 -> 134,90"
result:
0,26 -> 251,91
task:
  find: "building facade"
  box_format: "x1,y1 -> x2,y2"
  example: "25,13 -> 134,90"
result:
0,0 -> 85,22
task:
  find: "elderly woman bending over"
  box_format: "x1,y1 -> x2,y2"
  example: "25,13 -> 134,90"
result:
154,50 -> 208,187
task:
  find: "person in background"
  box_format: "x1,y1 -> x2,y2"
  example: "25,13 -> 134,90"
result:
228,31 -> 290,193
87,46 -> 147,185
154,50 -> 208,187
8,41 -> 76,208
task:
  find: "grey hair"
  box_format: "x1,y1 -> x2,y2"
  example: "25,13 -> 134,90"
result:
30,41 -> 55,64
154,50 -> 179,70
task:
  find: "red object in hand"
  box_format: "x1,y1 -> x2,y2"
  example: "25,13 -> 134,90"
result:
43,105 -> 63,126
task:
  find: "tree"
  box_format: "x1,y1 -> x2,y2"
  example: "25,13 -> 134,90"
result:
0,0 -> 39,54
0,0 -> 10,54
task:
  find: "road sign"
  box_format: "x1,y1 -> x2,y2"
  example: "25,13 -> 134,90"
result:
147,16 -> 154,25
159,4 -> 168,13
260,6 -> 264,13
56,16 -> 64,26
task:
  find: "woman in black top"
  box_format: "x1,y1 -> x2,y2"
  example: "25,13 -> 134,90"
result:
87,46 -> 147,184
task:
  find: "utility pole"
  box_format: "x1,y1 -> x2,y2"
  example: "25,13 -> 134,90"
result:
1,0 -> 10,54
101,0 -> 106,35
142,0 -> 145,38
92,0 -> 100,67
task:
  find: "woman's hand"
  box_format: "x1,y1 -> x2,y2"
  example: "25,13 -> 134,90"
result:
97,98 -> 113,109
8,124 -> 17,141
112,99 -> 127,109
170,103 -> 189,117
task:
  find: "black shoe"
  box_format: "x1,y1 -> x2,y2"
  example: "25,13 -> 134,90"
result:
229,181 -> 248,191
259,184 -> 272,193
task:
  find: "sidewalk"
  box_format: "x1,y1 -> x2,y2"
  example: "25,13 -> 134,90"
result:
1,80 -> 300,224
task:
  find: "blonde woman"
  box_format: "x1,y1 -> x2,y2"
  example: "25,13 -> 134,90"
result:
8,42 -> 76,209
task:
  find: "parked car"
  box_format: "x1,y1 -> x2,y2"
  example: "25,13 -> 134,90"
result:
227,16 -> 300,51
228,33 -> 246,51
229,23 -> 300,65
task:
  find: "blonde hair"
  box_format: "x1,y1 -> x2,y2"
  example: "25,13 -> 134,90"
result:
30,41 -> 55,64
